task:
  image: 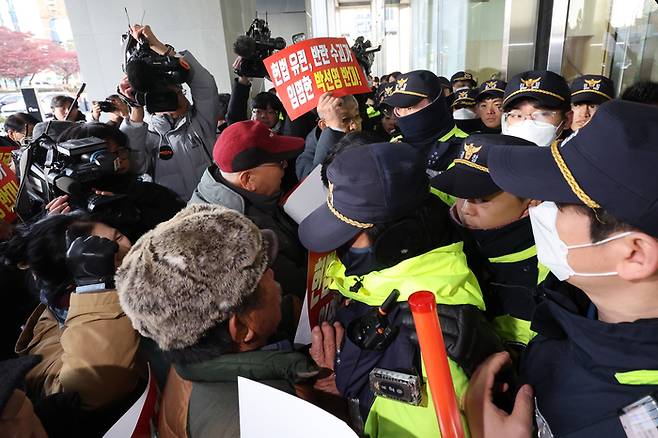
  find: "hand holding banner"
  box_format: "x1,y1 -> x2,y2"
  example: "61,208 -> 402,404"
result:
264,37 -> 372,120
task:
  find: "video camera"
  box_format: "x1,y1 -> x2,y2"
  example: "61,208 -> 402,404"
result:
123,33 -> 190,113
233,16 -> 286,78
13,130 -> 133,221
351,36 -> 381,77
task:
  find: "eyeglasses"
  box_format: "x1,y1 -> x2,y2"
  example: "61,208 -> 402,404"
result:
504,110 -> 559,126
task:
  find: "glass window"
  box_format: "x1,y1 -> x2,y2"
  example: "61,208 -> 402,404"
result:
562,0 -> 658,96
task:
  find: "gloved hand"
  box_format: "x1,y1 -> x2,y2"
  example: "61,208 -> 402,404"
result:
398,303 -> 505,377
66,235 -> 118,289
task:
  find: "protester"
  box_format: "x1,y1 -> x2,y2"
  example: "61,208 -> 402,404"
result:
116,204 -> 343,437
189,120 -> 307,299
295,93 -> 361,180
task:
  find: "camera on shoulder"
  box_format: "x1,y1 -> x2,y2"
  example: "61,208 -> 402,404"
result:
233,17 -> 286,78
123,33 -> 189,113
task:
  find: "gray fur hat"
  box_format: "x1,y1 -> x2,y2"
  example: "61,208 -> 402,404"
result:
116,203 -> 277,351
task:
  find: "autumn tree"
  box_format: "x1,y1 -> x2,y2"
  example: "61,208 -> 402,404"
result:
0,27 -> 80,87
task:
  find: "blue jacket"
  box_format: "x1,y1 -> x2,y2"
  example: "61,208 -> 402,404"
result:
522,291 -> 658,437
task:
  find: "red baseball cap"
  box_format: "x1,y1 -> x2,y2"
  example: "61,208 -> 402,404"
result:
213,120 -> 305,172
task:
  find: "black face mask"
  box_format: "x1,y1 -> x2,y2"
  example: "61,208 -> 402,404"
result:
337,245 -> 380,277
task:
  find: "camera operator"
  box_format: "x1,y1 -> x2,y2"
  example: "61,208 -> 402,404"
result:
4,112 -> 39,145
119,24 -> 220,201
46,122 -> 185,243
91,94 -> 129,127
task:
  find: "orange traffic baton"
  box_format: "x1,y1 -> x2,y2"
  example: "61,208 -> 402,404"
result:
409,291 -> 465,438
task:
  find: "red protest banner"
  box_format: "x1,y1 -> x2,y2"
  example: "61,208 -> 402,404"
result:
0,160 -> 19,223
264,37 -> 371,120
306,251 -> 340,328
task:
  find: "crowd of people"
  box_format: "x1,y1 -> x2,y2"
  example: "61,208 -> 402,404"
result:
2,22 -> 658,438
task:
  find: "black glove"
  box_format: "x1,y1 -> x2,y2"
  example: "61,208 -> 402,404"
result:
66,235 -> 118,289
399,303 -> 505,377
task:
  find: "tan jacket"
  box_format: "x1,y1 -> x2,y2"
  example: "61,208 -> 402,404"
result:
0,389 -> 48,438
15,291 -> 141,411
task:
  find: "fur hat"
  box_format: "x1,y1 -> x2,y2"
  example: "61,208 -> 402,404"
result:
116,204 -> 277,351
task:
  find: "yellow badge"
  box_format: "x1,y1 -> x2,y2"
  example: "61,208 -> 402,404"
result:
458,91 -> 468,99
520,77 -> 541,90
583,78 -> 601,90
485,80 -> 497,90
396,78 -> 408,92
462,143 -> 482,161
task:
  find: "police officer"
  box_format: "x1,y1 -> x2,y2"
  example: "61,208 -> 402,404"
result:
451,88 -> 481,134
569,74 -> 614,131
382,70 -> 469,174
501,70 -> 572,146
451,71 -> 478,92
474,79 -> 507,134
430,135 -> 548,348
486,99 -> 658,437
298,133 -> 501,437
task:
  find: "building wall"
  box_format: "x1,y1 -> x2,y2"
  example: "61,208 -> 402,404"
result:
63,0 -> 256,100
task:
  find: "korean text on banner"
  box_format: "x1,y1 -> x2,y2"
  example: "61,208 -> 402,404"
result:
0,151 -> 19,223
264,37 -> 371,120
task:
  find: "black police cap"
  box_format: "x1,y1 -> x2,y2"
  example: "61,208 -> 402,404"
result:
570,75 -> 615,105
431,134 -> 536,199
476,79 -> 507,102
382,70 -> 442,108
503,70 -> 570,110
450,71 -> 477,87
489,99 -> 658,238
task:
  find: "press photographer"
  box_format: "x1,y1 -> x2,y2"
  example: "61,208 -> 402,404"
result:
91,94 -> 129,127
118,24 -> 220,201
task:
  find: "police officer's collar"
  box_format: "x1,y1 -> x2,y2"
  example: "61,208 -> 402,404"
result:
532,292 -> 658,360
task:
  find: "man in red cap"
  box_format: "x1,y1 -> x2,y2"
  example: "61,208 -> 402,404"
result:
189,120 -> 308,300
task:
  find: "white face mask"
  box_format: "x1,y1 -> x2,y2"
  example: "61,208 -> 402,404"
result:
528,201 -> 633,281
501,117 -> 561,146
453,108 -> 478,120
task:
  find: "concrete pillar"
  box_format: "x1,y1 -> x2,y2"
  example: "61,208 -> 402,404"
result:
63,0 -> 256,100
